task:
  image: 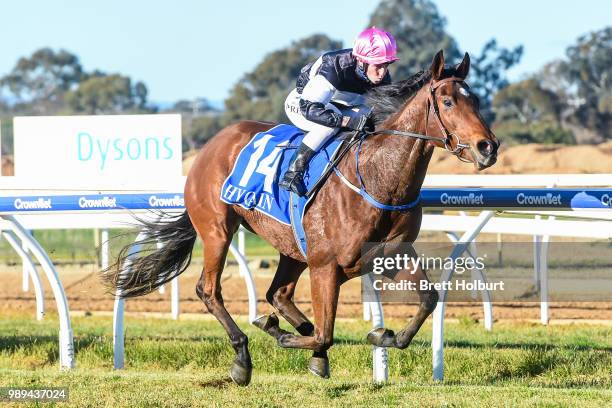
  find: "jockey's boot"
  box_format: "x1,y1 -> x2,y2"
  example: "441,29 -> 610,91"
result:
279,143 -> 316,196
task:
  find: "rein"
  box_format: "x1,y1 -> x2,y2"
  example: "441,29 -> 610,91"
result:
331,76 -> 477,211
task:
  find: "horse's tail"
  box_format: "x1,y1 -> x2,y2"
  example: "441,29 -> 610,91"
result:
101,211 -> 197,298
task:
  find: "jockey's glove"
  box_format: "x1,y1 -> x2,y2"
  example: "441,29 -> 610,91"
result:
342,113 -> 370,132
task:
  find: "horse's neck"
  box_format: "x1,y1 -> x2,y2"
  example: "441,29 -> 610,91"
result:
361,89 -> 435,204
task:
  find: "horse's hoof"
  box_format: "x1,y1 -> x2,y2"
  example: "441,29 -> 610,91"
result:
252,313 -> 279,331
308,356 -> 330,379
367,327 -> 396,348
277,333 -> 293,348
229,360 -> 252,386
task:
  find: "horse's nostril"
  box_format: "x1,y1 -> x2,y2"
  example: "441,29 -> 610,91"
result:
477,140 -> 495,157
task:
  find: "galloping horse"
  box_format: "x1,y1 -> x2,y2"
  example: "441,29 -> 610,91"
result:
103,50 -> 498,385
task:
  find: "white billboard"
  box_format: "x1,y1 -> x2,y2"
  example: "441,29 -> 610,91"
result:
14,114 -> 182,180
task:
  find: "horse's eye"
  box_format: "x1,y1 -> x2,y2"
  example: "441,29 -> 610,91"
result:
443,99 -> 453,108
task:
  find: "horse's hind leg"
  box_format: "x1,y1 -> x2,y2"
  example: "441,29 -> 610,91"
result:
193,212 -> 253,386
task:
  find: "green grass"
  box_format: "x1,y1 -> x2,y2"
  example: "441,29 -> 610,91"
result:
0,314 -> 610,407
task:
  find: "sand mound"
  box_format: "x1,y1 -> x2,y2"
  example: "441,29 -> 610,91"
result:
429,141 -> 612,174
183,142 -> 612,175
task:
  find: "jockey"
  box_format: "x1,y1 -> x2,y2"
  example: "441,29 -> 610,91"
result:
280,27 -> 399,196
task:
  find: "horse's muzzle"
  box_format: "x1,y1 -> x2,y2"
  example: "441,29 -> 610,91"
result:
475,139 -> 499,169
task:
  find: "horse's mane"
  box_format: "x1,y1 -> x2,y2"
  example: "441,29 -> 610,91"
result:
365,66 -> 457,128
365,69 -> 432,127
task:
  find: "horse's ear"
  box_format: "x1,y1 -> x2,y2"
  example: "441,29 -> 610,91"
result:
430,50 -> 445,80
455,52 -> 470,79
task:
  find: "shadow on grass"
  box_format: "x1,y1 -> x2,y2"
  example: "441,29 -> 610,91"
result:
488,353 -> 559,382
124,335 -> 229,343
333,336 -> 366,346
324,383 -> 359,399
197,377 -> 233,389
0,335 -> 59,354
443,339 -> 612,353
404,338 -> 611,352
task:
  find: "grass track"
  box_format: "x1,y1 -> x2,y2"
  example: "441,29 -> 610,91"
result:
0,314 -> 610,407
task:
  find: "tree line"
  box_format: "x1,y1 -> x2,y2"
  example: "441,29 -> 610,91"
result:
0,0 -> 609,155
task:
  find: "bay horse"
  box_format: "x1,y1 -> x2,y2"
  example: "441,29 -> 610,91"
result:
103,50 -> 498,385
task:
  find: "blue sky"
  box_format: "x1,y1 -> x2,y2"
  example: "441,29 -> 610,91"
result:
0,0 -> 609,104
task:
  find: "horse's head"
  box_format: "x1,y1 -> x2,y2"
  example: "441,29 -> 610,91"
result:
425,50 -> 499,169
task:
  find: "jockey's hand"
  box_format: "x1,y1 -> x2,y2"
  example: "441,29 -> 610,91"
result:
342,113 -> 370,131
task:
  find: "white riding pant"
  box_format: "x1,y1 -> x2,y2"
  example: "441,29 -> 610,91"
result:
284,88 -> 367,151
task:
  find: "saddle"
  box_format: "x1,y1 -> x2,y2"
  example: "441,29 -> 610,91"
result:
220,124 -> 363,257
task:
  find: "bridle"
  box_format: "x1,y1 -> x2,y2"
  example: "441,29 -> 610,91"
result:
426,76 -> 476,162
323,75 -> 483,209
366,75 -> 477,163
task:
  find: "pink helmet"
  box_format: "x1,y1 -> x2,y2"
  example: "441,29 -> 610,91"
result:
352,27 -> 399,65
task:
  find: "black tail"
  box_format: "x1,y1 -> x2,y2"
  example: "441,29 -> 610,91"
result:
101,211 -> 197,298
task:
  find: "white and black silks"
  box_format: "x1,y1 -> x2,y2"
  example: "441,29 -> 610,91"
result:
285,49 -> 390,151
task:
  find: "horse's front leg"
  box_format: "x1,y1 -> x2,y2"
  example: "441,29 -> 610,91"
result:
276,262 -> 342,378
254,254 -> 336,378
367,245 -> 439,350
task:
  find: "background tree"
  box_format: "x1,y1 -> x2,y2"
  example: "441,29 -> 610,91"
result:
165,98 -> 222,151
182,115 -> 223,151
0,48 -> 83,114
222,34 -> 342,124
369,0 -> 522,123
492,26 -> 610,144
469,39 -> 523,122
170,98 -> 217,114
492,77 -> 575,144
369,0 -> 460,79
64,73 -> 151,114
556,26 -> 611,143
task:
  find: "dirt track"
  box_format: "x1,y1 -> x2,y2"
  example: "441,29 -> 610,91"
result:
2,262 -> 610,321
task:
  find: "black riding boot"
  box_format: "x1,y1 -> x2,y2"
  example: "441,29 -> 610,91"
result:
279,143 -> 316,196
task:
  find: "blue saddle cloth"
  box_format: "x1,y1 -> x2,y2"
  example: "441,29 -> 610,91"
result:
220,124 -> 344,257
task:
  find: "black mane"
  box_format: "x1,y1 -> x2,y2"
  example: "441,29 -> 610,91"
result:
365,67 -> 455,127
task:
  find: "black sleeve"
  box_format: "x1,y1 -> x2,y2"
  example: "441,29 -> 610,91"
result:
299,99 -> 342,128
